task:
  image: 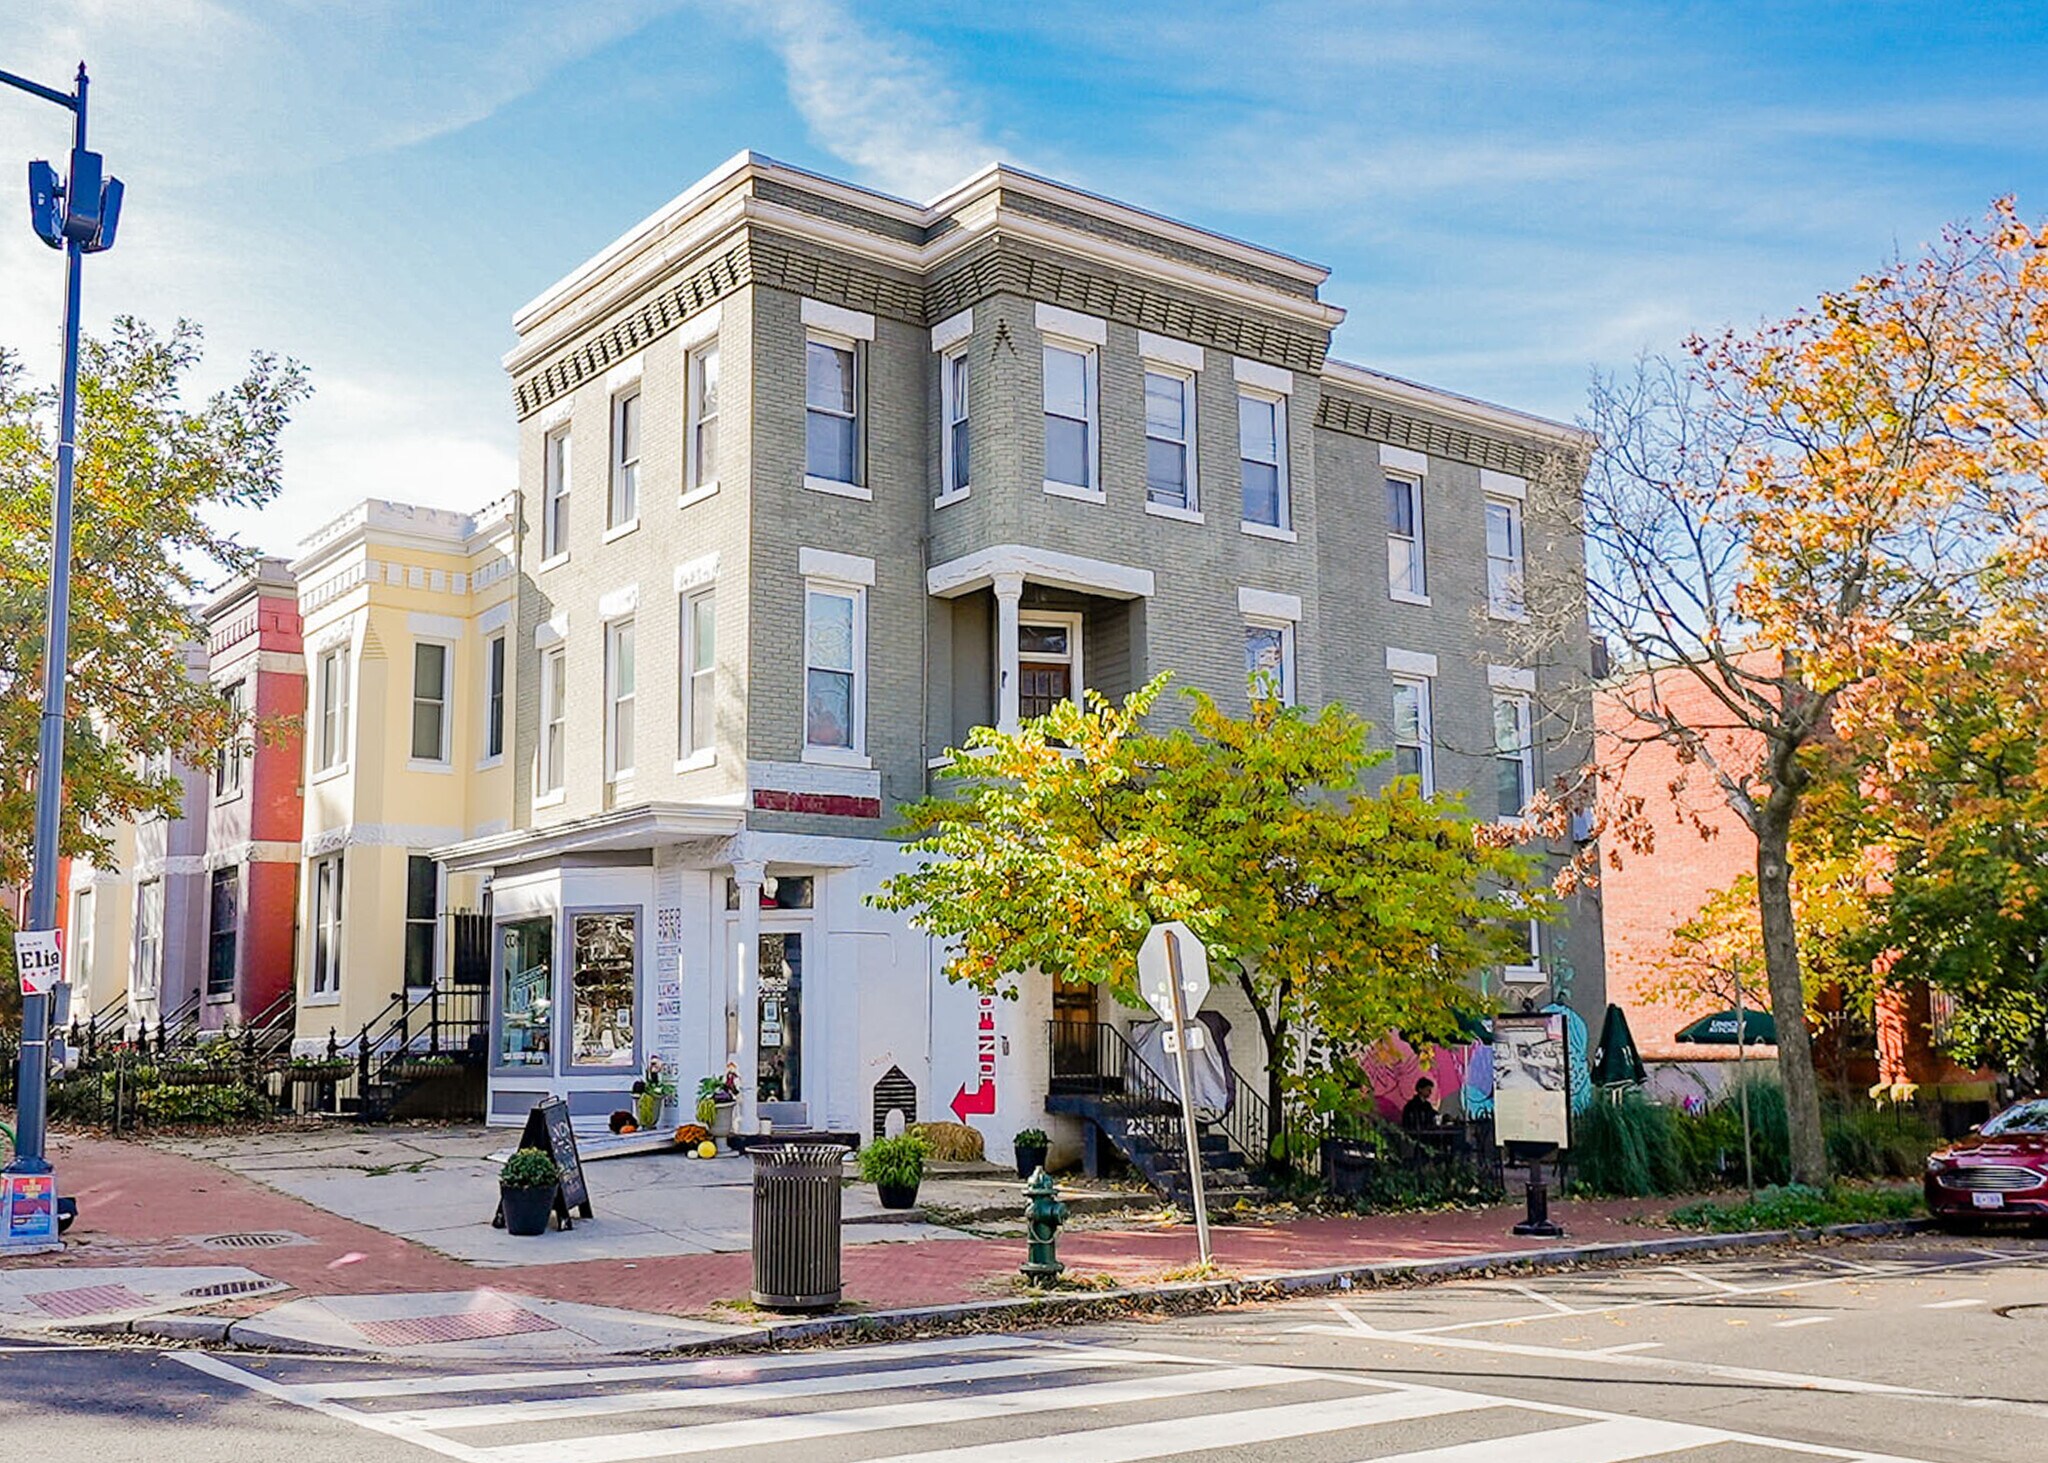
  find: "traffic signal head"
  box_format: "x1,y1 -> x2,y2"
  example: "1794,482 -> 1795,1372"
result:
27,160 -> 63,248
59,148 -> 103,243
83,176 -> 121,253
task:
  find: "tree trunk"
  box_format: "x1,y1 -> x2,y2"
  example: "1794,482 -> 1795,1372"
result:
1755,798 -> 1830,1186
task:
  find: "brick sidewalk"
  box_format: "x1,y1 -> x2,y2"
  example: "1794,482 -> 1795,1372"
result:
17,1130 -> 1687,1321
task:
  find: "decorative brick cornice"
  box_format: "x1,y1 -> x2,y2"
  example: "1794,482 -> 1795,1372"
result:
1317,386 -> 1553,478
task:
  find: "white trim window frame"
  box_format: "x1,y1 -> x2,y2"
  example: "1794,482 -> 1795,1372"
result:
315,643 -> 349,773
69,887 -> 94,987
1391,674 -> 1435,794
686,343 -> 720,499
802,579 -> 867,763
1387,473 -> 1428,602
1244,617 -> 1296,705
133,878 -> 164,998
804,331 -> 863,491
608,385 -> 641,531
542,424 -> 571,562
1016,611 -> 1084,722
1492,690 -> 1536,819
941,345 -> 971,501
1041,337 -> 1100,500
604,617 -> 636,783
680,588 -> 716,763
1502,894 -> 1543,983
215,678 -> 249,799
482,631 -> 507,764
310,852 -> 344,998
1238,388 -> 1289,530
409,639 -> 453,766
1144,364 -> 1198,514
1485,494 -> 1526,620
538,645 -> 568,797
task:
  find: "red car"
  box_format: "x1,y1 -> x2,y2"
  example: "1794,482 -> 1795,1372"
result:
1925,1097 -> 2048,1228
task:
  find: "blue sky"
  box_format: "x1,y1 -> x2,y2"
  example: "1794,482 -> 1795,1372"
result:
5,1 -> 2046,553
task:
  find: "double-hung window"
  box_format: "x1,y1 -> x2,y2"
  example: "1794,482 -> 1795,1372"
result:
1145,368 -> 1196,511
609,387 -> 640,528
1244,620 -> 1296,704
680,590 -> 716,759
483,633 -> 506,762
1388,475 -> 1427,600
311,853 -> 344,997
804,583 -> 865,756
942,348 -> 970,498
542,426 -> 571,559
215,679 -> 248,797
1239,390 -> 1287,528
404,855 -> 438,988
687,346 -> 719,494
1493,692 -> 1535,818
207,867 -> 239,997
1391,675 -> 1435,794
539,646 -> 567,795
411,642 -> 450,763
1042,342 -> 1097,495
605,618 -> 636,782
315,645 -> 349,772
806,337 -> 860,486
1486,496 -> 1526,619
70,888 -> 94,987
133,880 -> 164,997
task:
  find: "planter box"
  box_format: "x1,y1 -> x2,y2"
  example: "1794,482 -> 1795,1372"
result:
287,1065 -> 353,1084
158,1069 -> 239,1087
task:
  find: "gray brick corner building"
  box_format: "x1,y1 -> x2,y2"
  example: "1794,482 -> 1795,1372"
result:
436,152 -> 1601,1163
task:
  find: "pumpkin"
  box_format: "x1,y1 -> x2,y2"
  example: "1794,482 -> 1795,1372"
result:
673,1123 -> 711,1147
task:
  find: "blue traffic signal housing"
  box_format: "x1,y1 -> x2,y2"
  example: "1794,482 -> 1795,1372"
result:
27,160 -> 63,247
84,176 -> 121,253
60,148 -> 103,242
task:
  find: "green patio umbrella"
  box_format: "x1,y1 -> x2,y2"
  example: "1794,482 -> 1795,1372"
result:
1674,1008 -> 1778,1046
1590,1003 -> 1647,1088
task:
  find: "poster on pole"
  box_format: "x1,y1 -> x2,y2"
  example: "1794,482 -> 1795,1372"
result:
1492,1011 -> 1571,1148
2,1174 -> 59,1246
12,929 -> 62,996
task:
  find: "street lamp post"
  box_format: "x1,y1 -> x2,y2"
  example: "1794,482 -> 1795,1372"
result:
2,59 -> 123,1251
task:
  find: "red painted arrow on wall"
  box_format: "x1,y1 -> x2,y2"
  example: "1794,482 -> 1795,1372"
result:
950,1080 -> 996,1122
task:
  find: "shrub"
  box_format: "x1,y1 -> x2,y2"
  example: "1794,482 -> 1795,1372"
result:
500,1147 -> 559,1189
1014,1127 -> 1049,1148
1825,1103 -> 1937,1179
858,1132 -> 927,1188
1670,1183 -> 1922,1233
907,1121 -> 984,1162
1573,1093 -> 1687,1197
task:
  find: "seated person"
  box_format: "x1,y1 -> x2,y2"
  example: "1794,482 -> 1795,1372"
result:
1401,1077 -> 1441,1131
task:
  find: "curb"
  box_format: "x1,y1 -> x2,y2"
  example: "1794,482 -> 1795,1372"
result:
22,1216 -> 1934,1358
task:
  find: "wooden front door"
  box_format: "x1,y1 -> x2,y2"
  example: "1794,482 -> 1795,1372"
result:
1051,974 -> 1099,1083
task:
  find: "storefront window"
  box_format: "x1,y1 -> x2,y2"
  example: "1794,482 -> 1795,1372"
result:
724,875 -> 814,910
496,917 -> 553,1069
570,912 -> 637,1070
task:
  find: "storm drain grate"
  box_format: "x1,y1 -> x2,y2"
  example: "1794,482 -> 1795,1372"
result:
192,1230 -> 305,1250
182,1278 -> 283,1300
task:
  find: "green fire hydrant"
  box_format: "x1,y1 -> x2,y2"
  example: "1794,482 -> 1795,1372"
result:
1021,1166 -> 1068,1284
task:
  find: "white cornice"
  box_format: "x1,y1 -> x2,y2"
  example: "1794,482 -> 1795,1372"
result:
1321,359 -> 1593,448
431,801 -> 747,873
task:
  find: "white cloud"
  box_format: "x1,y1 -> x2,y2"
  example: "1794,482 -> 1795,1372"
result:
732,0 -> 1002,199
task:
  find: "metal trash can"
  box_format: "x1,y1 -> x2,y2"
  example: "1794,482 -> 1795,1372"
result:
749,1141 -> 849,1311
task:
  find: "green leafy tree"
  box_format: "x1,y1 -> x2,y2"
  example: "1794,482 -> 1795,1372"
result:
0,318 -> 307,977
870,675 -> 1543,1152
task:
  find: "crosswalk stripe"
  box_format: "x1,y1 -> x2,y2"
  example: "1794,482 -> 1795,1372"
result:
1359,1415 -> 1727,1463
852,1386 -> 1495,1463
474,1363 -> 1319,1463
381,1352 -> 1120,1430
294,1333 -> 1033,1400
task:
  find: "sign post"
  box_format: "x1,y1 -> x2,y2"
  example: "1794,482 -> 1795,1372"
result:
1137,921 -> 1212,1266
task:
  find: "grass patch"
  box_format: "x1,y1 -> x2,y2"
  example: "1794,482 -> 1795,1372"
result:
1668,1183 -> 1922,1233
1155,1260 -> 1232,1284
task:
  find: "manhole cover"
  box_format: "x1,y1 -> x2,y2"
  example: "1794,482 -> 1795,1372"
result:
192,1231 -> 304,1250
181,1279 -> 282,1299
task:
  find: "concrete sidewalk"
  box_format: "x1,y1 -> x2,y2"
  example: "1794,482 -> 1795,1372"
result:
1,1126 -> 1758,1360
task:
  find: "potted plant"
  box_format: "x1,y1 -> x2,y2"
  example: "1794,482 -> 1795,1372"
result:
697,1068 -> 738,1136
859,1132 -> 927,1210
499,1146 -> 560,1236
637,1058 -> 678,1130
1012,1127 -> 1050,1178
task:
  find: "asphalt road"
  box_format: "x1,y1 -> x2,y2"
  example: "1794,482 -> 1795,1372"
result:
3,1232 -> 2043,1462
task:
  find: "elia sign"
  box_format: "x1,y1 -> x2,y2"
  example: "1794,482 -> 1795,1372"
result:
12,929 -> 62,996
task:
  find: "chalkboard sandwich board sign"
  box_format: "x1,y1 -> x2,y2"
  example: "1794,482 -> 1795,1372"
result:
492,1097 -> 595,1231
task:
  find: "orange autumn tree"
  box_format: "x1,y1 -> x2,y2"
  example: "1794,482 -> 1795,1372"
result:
1583,202 -> 2048,1184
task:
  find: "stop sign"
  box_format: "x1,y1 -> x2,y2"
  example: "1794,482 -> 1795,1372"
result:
1136,921 -> 1210,1023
